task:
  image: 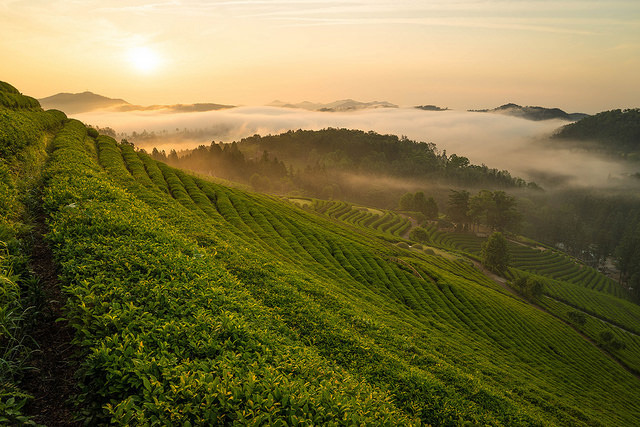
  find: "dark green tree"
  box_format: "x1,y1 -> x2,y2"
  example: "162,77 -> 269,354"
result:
425,197 -> 438,220
489,191 -> 520,231
481,231 -> 510,273
447,190 -> 470,227
399,192 -> 415,211
413,192 -> 428,215
469,190 -> 519,232
469,190 -> 492,231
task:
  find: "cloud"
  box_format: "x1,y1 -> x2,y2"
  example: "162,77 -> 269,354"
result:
74,106 -> 635,188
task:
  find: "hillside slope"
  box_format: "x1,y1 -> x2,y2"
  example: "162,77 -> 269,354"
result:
552,108 -> 640,157
2,82 -> 640,425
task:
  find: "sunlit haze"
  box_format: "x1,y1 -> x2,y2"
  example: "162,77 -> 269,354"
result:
127,46 -> 162,74
1,0 -> 639,113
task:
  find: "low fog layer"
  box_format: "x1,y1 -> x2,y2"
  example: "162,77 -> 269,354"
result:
75,107 -> 633,187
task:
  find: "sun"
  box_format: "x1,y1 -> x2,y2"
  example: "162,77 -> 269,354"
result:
127,46 -> 162,74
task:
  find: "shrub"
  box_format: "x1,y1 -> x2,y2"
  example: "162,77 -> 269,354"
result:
409,227 -> 428,243
87,128 -> 99,139
512,276 -> 544,301
567,311 -> 587,326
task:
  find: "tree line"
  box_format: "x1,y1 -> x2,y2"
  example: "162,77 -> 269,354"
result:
237,128 -> 538,188
553,109 -> 640,158
145,129 -> 540,208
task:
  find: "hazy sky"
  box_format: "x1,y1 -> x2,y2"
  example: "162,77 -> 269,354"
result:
1,0 -> 639,112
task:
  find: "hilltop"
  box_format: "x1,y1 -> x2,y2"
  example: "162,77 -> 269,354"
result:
39,90 -> 129,113
154,128 -> 538,208
552,108 -> 640,157
39,91 -> 234,114
415,104 -> 449,111
470,103 -> 588,121
2,81 -> 640,425
269,99 -> 398,112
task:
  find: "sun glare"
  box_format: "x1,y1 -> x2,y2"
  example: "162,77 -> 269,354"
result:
127,46 -> 161,74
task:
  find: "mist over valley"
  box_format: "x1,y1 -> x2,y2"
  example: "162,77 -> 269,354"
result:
74,105 -> 636,189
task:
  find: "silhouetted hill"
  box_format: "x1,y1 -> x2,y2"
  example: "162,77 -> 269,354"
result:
470,103 -> 588,121
115,102 -> 235,113
39,91 -> 129,114
269,99 -> 398,112
39,91 -> 235,114
415,105 -> 449,111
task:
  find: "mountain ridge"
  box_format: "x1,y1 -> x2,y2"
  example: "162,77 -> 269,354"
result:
39,91 -> 235,114
268,98 -> 398,112
39,90 -> 129,113
470,102 -> 588,121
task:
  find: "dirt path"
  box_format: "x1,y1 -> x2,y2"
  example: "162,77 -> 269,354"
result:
22,218 -> 82,426
400,214 -> 418,239
468,258 -> 640,381
468,258 -> 523,299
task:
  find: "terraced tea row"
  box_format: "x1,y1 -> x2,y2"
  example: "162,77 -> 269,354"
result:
44,121 -> 417,425
306,198 -> 640,373
508,244 -> 623,297
540,292 -> 640,375
84,135 -> 640,425
0,89 -> 66,424
306,200 -> 412,237
508,268 -> 640,373
417,225 -> 625,298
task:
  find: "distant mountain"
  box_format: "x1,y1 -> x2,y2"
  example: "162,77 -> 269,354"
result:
114,103 -> 235,113
552,108 -> 640,156
469,103 -> 588,121
415,105 -> 449,111
39,91 -> 129,114
269,99 -> 397,112
39,91 -> 235,114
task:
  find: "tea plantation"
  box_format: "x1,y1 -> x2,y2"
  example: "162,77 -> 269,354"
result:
2,81 -> 640,425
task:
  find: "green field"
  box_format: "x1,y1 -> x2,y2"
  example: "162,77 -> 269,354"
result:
2,81 -> 640,425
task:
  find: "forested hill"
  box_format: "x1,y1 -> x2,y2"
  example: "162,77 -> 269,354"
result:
237,129 -> 536,188
552,108 -> 640,156
155,128 -> 538,205
470,103 -> 588,121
